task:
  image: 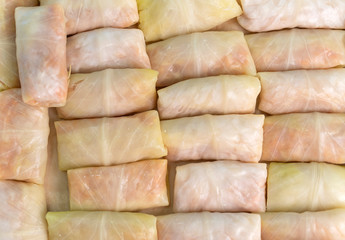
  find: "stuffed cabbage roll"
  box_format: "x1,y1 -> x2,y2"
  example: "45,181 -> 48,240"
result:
0,89 -> 49,184
158,212 -> 261,240
238,0 -> 345,32
0,180 -> 47,240
57,69 -> 158,119
56,110 -> 167,170
15,5 -> 68,107
147,31 -> 256,87
40,0 -> 138,35
258,69 -> 345,114
267,162 -> 345,212
245,29 -> 345,72
157,75 -> 260,119
67,28 -> 150,74
262,113 -> 345,164
46,211 -> 157,240
161,114 -> 264,162
261,209 -> 345,240
174,161 -> 267,213
211,18 -> 250,33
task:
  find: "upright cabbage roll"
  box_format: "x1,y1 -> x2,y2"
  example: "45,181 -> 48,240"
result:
258,69 -> 345,114
67,28 -> 150,74
147,31 -> 256,87
246,29 -> 345,72
211,18 -> 250,33
262,113 -> 345,164
15,5 -> 68,107
40,0 -> 138,35
158,212 -> 261,240
161,114 -> 264,162
0,180 -> 47,240
57,69 -> 158,119
174,161 -> 267,213
46,211 -> 157,240
0,89 -> 49,184
56,110 -> 167,170
157,75 -> 260,119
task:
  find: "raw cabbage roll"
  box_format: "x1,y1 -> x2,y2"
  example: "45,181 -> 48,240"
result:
56,110 -> 167,170
174,161 -> 267,213
57,69 -> 158,119
238,0 -> 345,32
68,160 -> 168,211
262,113 -> 345,164
15,5 -> 68,107
137,0 -> 242,42
147,31 -> 256,87
161,114 -> 264,162
46,211 -> 157,240
245,29 -> 345,72
157,75 -> 260,119
67,28 -> 150,74
0,89 -> 49,184
211,18 -> 250,33
267,162 -> 345,212
157,212 -> 261,240
40,0 -> 138,35
0,0 -> 38,91
261,209 -> 345,240
0,180 -> 47,240
258,69 -> 345,114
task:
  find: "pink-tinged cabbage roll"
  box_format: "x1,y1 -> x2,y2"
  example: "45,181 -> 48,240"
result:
258,69 -> 345,114
262,113 -> 345,164
15,5 -> 68,107
137,0 -> 242,42
267,162 -> 345,212
262,209 -> 345,240
158,212 -> 261,240
174,161 -> 267,213
0,0 -> 38,91
147,31 -> 256,87
46,211 -> 157,240
40,0 -> 138,35
0,89 -> 49,184
0,180 -> 47,240
57,69 -> 158,119
68,160 -> 168,211
238,0 -> 345,32
161,114 -> 264,162
158,75 -> 260,119
245,29 -> 345,72
211,18 -> 250,33
67,28 -> 151,74
56,110 -> 167,170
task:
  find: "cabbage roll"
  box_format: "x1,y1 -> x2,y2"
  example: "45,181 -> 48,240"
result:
211,18 -> 250,33
67,28 -> 150,74
56,110 -> 167,170
238,0 -> 345,32
174,161 -> 267,213
0,180 -> 47,240
267,162 -> 345,212
0,89 -> 49,184
161,114 -> 264,162
46,211 -> 157,240
245,29 -> 345,72
0,0 -> 38,91
262,113 -> 345,164
158,212 -> 261,240
57,69 -> 158,119
258,69 -> 345,114
68,160 -> 168,211
158,75 -> 260,119
147,31 -> 256,87
40,0 -> 138,35
15,5 -> 68,107
137,0 -> 242,42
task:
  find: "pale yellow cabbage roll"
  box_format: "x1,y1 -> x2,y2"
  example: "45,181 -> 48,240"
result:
211,18 -> 250,33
